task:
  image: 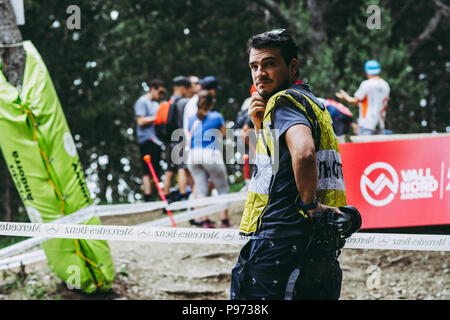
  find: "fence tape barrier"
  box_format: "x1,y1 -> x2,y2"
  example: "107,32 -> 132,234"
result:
0,227 -> 449,271
0,205 -> 96,259
1,221 -> 450,251
0,222 -> 251,245
0,192 -> 246,258
140,204 -> 229,227
0,249 -> 46,271
345,232 -> 450,252
166,192 -> 247,210
0,203 -> 230,259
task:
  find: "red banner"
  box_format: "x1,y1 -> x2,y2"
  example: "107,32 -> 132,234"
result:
339,136 -> 450,229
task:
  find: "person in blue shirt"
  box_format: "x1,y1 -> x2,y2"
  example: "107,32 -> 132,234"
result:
187,90 -> 230,228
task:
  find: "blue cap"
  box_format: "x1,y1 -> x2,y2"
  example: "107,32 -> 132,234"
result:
364,60 -> 380,75
200,76 -> 222,90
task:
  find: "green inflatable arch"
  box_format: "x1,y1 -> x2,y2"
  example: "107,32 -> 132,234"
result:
0,41 -> 115,293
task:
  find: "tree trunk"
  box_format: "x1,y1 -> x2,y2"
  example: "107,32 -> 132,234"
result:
0,0 -> 26,88
1,1 -> 25,221
307,0 -> 327,50
0,153 -> 13,221
4,173 -> 12,221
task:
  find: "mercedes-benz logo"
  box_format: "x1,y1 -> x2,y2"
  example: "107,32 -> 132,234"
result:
46,225 -> 58,234
137,229 -> 149,238
223,231 -> 235,242
378,235 -> 389,247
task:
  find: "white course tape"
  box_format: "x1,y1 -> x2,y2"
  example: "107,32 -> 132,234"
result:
0,192 -> 246,259
0,229 -> 449,271
93,192 -> 246,216
1,221 -> 450,251
0,206 -> 95,259
0,249 -> 46,271
0,222 -> 250,245
167,192 -> 247,210
345,232 -> 450,252
0,237 -> 45,259
140,204 -> 229,227
0,203 -> 230,260
95,201 -> 166,217
0,204 -> 232,270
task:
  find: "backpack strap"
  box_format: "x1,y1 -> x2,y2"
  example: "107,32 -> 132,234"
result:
285,89 -> 322,151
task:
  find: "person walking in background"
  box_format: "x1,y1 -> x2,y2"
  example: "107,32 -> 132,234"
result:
335,60 -> 390,135
134,79 -> 166,202
182,75 -> 222,201
182,75 -> 202,193
187,90 -> 230,228
162,76 -> 192,202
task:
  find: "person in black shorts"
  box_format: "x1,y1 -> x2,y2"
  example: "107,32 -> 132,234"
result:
134,79 -> 166,201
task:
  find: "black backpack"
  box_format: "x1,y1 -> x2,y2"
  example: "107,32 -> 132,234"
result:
154,96 -> 182,143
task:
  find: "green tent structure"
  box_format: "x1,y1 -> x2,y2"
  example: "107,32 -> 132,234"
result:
0,41 -> 115,293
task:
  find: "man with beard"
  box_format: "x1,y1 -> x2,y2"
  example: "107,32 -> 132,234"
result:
230,29 -> 347,300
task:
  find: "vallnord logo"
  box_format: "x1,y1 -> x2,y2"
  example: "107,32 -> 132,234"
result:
360,162 -> 399,207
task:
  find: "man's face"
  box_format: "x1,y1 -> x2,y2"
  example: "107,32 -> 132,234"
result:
190,77 -> 201,95
249,47 -> 296,99
152,86 -> 166,101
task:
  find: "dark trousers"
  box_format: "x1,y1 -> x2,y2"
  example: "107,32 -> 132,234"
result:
230,236 -> 342,300
139,139 -> 162,177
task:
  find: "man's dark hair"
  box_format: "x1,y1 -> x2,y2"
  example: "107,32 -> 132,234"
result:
172,76 -> 191,88
247,29 -> 298,67
149,78 -> 165,89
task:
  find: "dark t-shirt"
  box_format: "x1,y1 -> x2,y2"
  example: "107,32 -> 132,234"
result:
252,87 -> 314,239
175,97 -> 189,129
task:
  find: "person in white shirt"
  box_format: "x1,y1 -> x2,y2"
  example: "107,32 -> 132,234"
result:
335,60 -> 390,135
183,76 -> 221,135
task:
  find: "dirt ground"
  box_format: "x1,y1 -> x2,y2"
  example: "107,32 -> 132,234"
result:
0,200 -> 449,300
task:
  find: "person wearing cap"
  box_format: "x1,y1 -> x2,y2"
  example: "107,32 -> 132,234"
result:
230,29 -> 347,300
335,60 -> 390,135
162,76 -> 192,202
134,79 -> 167,202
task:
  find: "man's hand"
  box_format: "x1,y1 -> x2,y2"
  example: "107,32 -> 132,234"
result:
137,116 -> 156,127
306,202 -> 343,218
335,89 -> 350,101
335,89 -> 359,106
248,92 -> 267,132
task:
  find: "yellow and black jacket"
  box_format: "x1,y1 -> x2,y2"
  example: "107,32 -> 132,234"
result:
239,83 -> 347,237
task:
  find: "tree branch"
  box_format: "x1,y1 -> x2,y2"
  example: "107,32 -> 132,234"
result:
306,0 -> 327,50
409,0 -> 448,52
253,0 -> 293,30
